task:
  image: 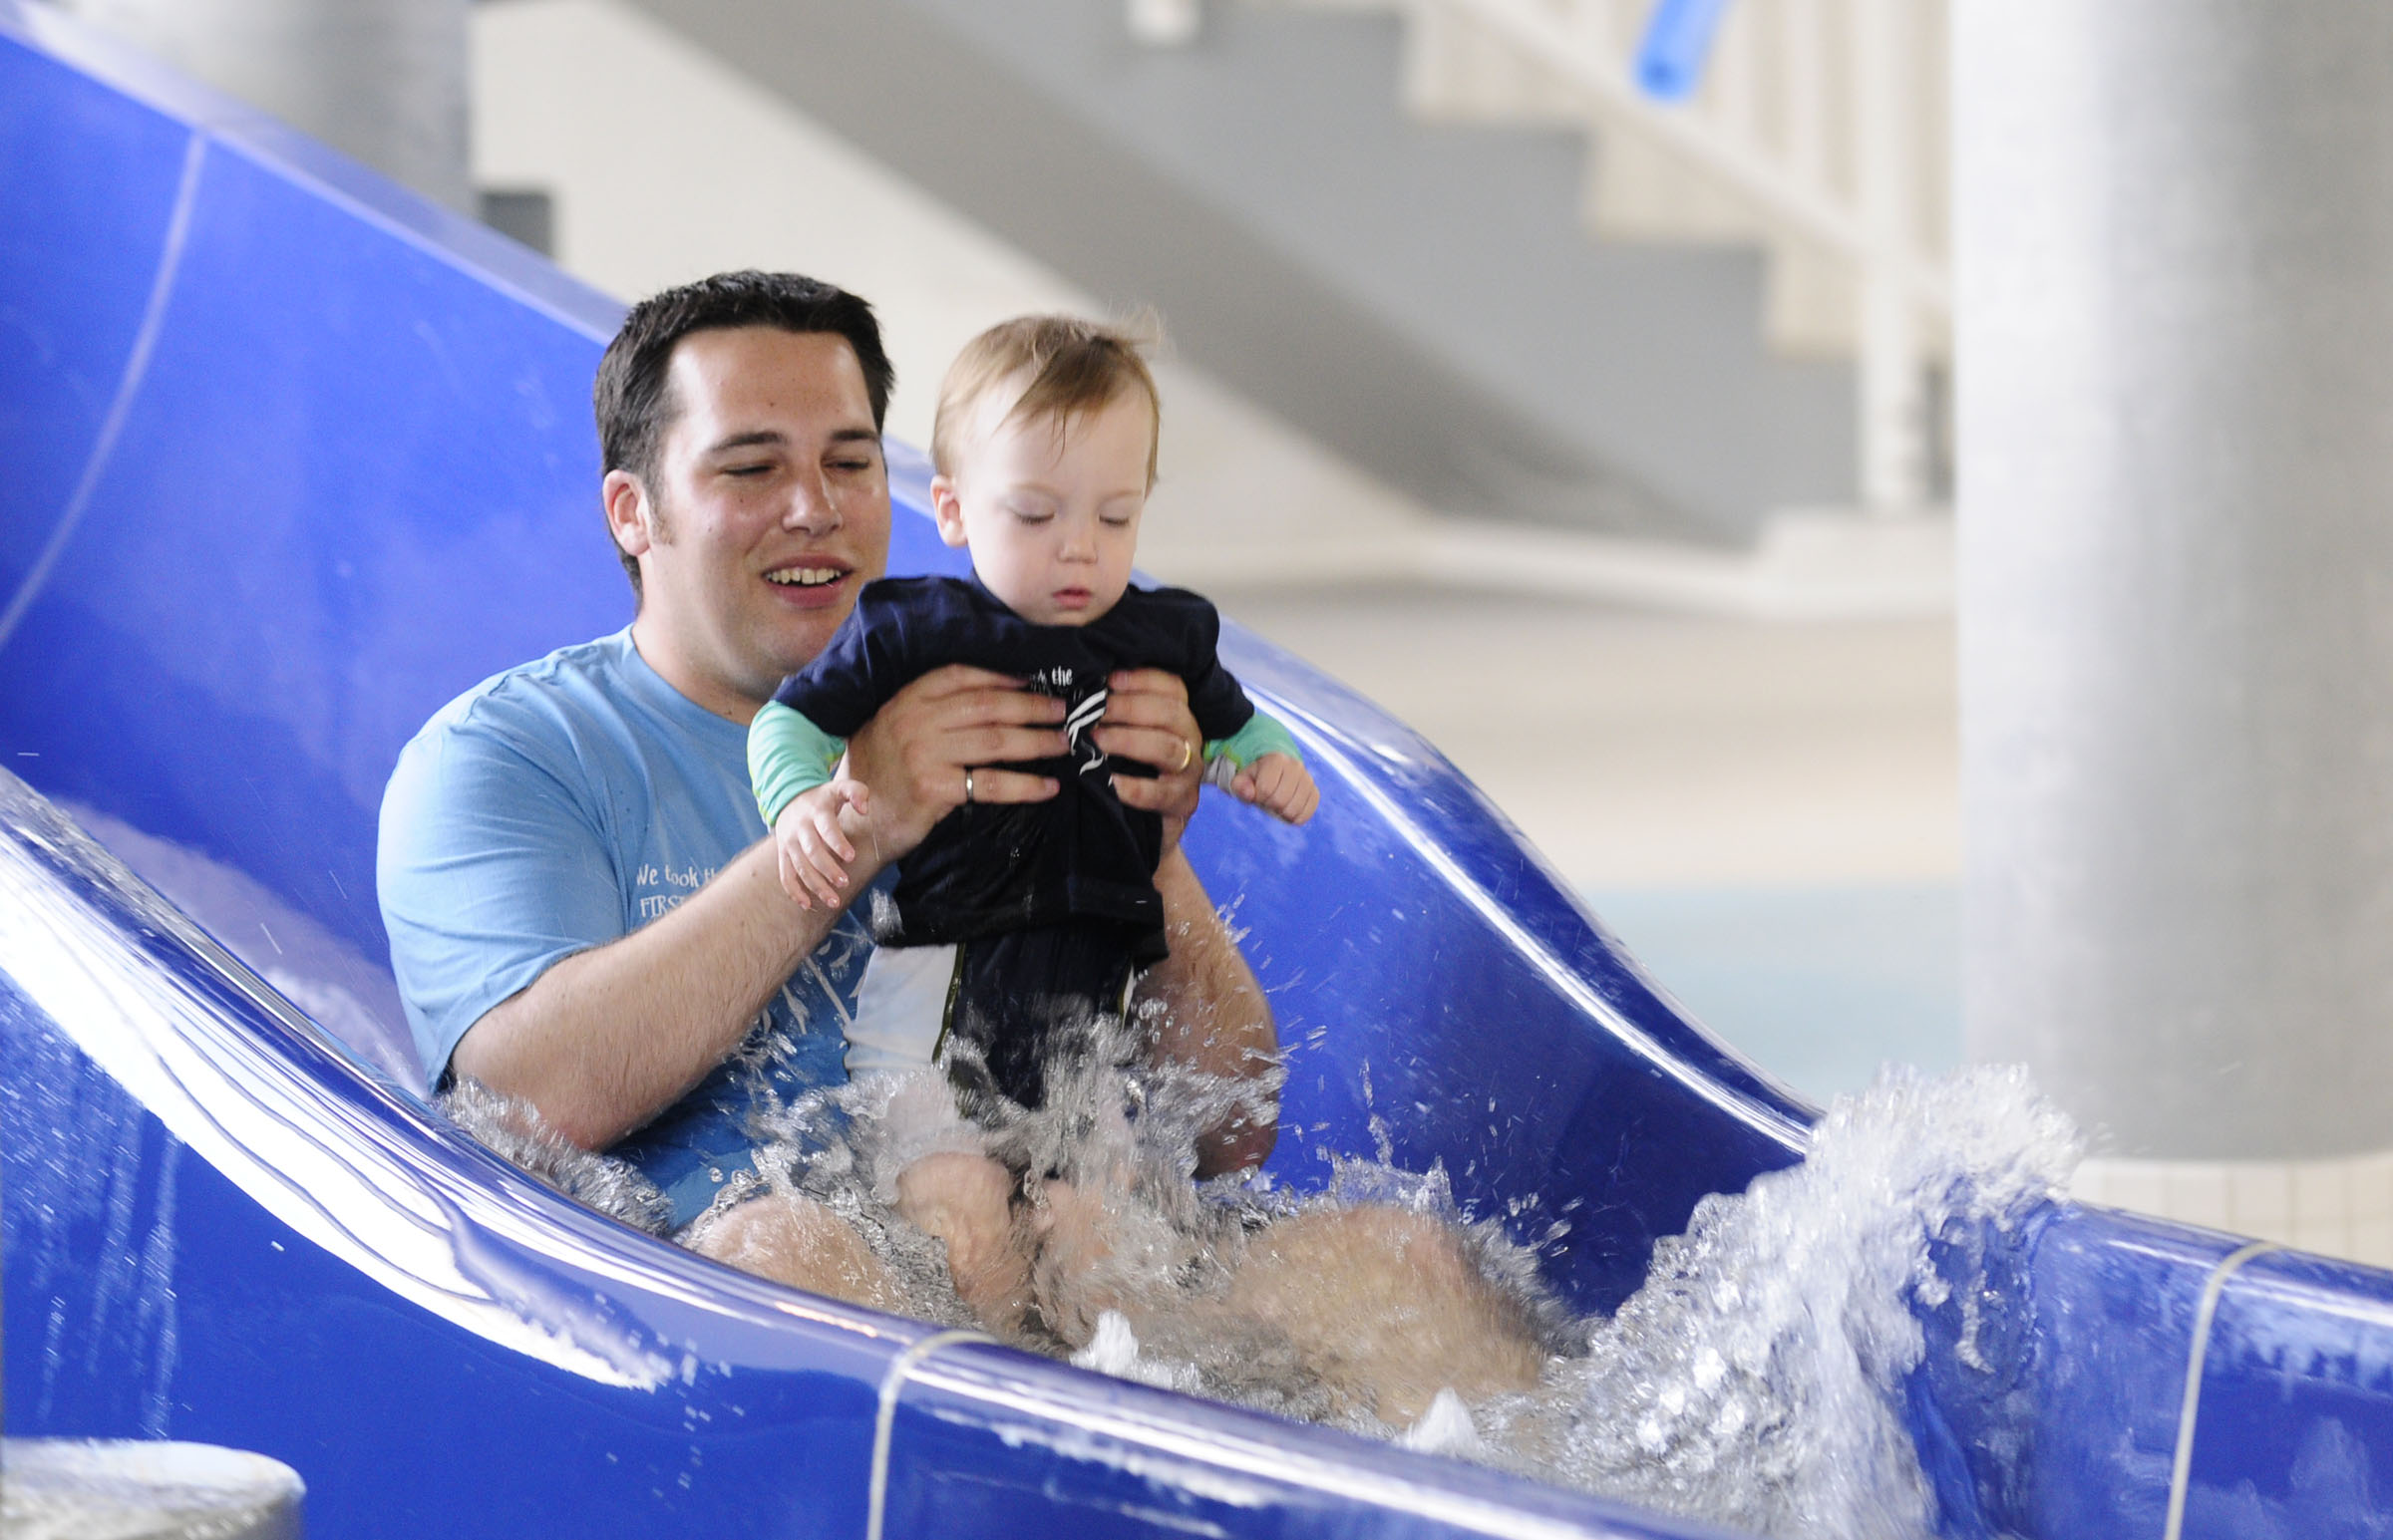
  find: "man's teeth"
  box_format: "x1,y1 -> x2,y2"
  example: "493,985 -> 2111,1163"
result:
767,567 -> 842,587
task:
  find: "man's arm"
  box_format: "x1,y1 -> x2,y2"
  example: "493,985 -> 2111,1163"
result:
452,840 -> 838,1149
448,667 -> 1069,1151
1099,667 -> 1282,1177
1145,849 -> 1279,1176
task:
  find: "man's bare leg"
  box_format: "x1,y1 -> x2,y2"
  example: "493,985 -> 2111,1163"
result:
688,1192 -> 908,1314
893,1151 -> 1034,1337
1221,1205 -> 1546,1425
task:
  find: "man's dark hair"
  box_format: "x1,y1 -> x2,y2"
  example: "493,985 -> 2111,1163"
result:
593,271 -> 895,592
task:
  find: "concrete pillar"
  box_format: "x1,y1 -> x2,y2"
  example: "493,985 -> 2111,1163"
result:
67,0 -> 471,210
1956,3 -> 2393,1169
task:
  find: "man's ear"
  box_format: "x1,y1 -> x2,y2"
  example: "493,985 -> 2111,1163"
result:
928,475 -> 970,549
603,468 -> 657,561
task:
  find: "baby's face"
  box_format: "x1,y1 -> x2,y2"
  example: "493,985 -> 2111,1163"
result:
931,386 -> 1150,626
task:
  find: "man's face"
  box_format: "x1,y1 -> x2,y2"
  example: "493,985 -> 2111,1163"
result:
612,327 -> 891,717
930,385 -> 1149,628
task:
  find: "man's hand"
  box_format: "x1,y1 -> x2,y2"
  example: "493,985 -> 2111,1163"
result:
1228,753 -> 1319,826
843,664 -> 1067,857
773,778 -> 870,908
1097,668 -> 1205,857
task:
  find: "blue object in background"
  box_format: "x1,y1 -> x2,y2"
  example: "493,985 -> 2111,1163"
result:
1635,0 -> 1738,102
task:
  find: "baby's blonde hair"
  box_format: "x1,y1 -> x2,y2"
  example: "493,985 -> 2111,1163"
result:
931,314 -> 1162,487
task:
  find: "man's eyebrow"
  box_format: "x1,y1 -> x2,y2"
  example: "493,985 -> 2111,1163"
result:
828,428 -> 881,447
706,430 -> 787,454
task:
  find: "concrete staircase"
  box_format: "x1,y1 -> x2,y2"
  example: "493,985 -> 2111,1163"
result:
614,0 -> 1860,544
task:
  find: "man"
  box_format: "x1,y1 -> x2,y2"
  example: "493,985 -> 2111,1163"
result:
378,272 -> 1275,1305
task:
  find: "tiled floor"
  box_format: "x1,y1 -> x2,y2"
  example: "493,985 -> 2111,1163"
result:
2073,1152 -> 2393,1267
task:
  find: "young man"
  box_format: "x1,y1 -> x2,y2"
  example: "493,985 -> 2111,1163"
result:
377,272 -> 1275,1305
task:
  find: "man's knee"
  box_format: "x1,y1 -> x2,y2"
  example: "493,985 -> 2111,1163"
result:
689,1193 -> 904,1314
1225,1203 -> 1546,1423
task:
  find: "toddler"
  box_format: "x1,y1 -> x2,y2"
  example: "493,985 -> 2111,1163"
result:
747,315 -> 1316,1330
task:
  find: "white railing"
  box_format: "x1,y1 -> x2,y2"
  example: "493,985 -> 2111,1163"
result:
1133,0 -> 1951,514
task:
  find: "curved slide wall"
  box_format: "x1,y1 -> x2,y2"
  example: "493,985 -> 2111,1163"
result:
8,7 -> 2393,1537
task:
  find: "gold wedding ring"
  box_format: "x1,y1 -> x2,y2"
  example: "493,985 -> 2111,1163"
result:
1174,738 -> 1195,773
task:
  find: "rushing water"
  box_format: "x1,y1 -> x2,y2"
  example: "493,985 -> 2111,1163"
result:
1480,1063 -> 2080,1538
451,1042 -> 2081,1539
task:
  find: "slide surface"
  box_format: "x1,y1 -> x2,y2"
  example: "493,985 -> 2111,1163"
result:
6,8 -> 2393,1538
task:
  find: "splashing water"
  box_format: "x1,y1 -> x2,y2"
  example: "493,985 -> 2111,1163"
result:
1481,1064 -> 2082,1539
440,1081 -> 674,1236
447,1034 -> 2079,1537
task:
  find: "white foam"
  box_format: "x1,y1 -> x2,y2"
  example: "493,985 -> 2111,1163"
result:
1400,1389 -> 1487,1458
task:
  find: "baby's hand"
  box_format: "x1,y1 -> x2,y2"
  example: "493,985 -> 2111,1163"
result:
774,778 -> 871,908
1229,753 -> 1319,826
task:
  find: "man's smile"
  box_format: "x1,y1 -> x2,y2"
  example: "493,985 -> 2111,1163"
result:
765,562 -> 846,586
764,561 -> 853,605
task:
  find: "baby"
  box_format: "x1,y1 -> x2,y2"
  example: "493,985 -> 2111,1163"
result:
747,315 -> 1317,1331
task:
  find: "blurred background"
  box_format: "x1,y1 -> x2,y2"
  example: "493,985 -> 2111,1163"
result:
54,0 -> 1961,1103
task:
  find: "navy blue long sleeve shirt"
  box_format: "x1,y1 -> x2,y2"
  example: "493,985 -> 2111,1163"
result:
769,575 -> 1258,954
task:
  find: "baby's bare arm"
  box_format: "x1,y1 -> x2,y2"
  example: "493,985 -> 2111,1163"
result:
773,778 -> 870,909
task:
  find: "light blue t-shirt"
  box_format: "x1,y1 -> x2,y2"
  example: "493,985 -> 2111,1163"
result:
377,628 -> 876,1227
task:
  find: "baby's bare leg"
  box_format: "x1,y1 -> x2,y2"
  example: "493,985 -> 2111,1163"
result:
1223,1205 -> 1545,1425
688,1192 -> 907,1315
1025,1177 -> 1123,1348
1029,1174 -> 1216,1350
895,1151 -> 1034,1337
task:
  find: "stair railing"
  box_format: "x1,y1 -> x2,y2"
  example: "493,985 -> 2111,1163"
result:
1136,0 -> 1951,516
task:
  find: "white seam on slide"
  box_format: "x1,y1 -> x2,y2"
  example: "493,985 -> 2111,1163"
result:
2163,1239 -> 2278,1540
0,130 -> 206,654
866,1328 -> 991,1540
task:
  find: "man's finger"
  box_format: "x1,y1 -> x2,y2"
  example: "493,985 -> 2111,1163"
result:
958,768 -> 1058,804
1111,770 -> 1199,816
900,667 -> 1064,724
967,724 -> 1070,764
1089,724 -> 1195,772
1105,667 -> 1191,708
928,691 -> 1066,733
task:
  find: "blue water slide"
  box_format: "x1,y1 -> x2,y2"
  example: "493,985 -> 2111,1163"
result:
7,6 -> 2393,1537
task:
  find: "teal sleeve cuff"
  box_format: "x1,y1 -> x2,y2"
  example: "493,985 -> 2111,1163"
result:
1203,711 -> 1301,773
748,700 -> 847,824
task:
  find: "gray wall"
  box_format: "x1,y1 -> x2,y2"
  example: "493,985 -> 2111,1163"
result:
66,0 -> 471,209
620,0 -> 1856,541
